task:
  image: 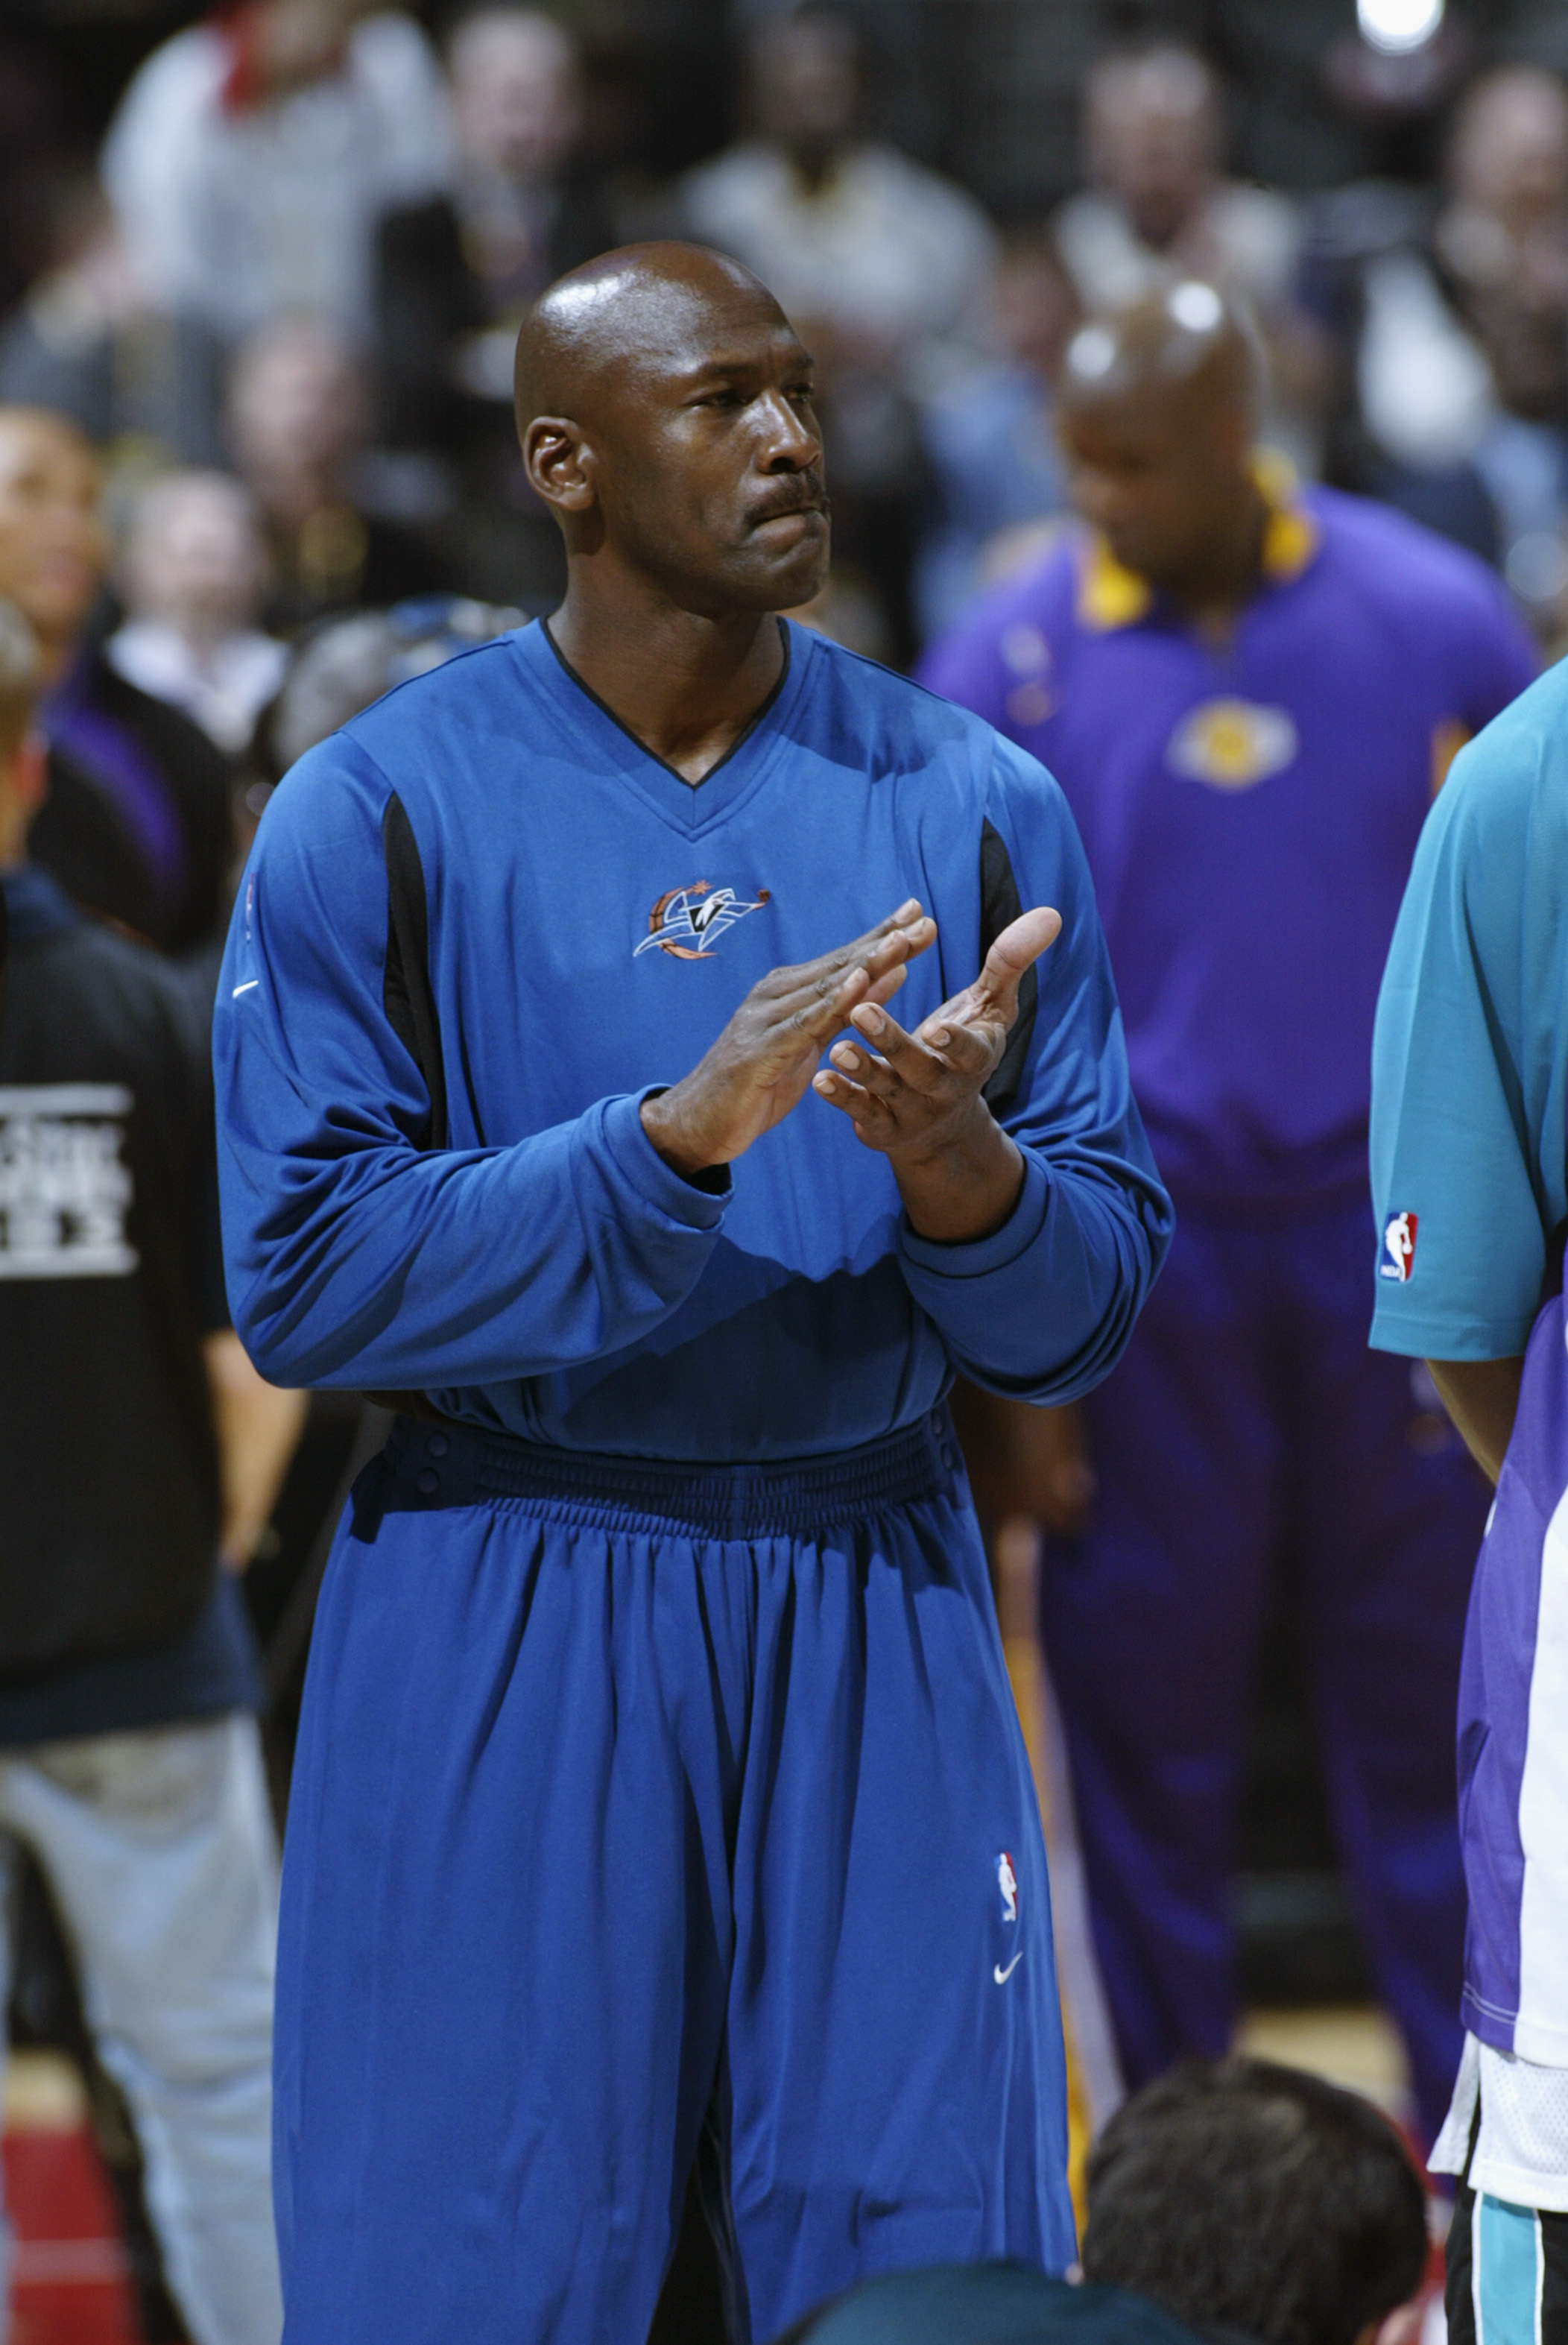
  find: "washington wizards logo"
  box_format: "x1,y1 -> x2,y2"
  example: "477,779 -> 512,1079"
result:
634,881 -> 771,961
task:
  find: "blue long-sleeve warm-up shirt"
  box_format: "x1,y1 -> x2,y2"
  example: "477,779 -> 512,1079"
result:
214,617 -> 1171,1461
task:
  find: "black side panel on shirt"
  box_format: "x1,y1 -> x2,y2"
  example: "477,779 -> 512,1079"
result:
0,918 -> 221,1681
367,796 -> 458,1423
979,817 -> 1037,1117
382,790 -> 448,1152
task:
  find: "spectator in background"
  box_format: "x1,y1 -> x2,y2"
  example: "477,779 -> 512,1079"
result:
101,0 -> 449,349
0,407 -> 233,958
920,283 -> 1537,2147
376,7 -> 612,609
914,233 -> 1077,643
1441,68 -> 1568,427
1081,2058 -> 1429,2345
1055,45 -> 1327,478
108,472 -> 285,757
0,174 -> 227,468
0,593 -> 302,2345
1345,67 -> 1568,637
678,7 -> 997,660
679,8 -> 993,373
227,313 -> 446,634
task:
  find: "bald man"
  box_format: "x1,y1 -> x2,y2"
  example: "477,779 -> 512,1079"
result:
921,284 -> 1537,2147
213,244 -> 1170,2341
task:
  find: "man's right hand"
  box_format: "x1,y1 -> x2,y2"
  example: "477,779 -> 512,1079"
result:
640,901 -> 937,1178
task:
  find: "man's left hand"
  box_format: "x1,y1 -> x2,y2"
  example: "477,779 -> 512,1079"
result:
812,906 -> 1060,1243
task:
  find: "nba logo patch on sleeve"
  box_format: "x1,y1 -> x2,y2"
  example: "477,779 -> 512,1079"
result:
1380,1211 -> 1418,1282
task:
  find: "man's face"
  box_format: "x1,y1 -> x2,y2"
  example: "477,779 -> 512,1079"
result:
1452,79 -> 1568,239
1087,57 -> 1217,250
752,18 -> 859,162
452,15 -> 581,184
993,249 -> 1079,384
1059,381 -> 1234,585
259,0 -> 377,89
0,415 -> 107,646
230,325 -> 364,482
125,478 -> 265,634
566,288 -> 830,616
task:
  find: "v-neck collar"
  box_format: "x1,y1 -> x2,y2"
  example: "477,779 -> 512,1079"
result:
517,615 -> 807,836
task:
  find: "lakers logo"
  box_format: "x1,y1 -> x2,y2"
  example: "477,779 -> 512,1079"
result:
633,881 -> 771,960
1166,698 -> 1298,792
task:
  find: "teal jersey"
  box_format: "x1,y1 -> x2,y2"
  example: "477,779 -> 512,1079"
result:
1371,656 -> 1568,1363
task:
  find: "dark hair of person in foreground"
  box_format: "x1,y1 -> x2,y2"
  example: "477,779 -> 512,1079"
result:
1081,2056 -> 1429,2345
768,2263 -> 1210,2345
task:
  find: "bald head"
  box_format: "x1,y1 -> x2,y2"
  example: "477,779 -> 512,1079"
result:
514,242 -> 785,435
1060,280 -> 1259,429
1057,283 -> 1266,601
515,242 -> 828,616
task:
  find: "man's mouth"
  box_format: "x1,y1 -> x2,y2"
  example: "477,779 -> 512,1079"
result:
748,491 -> 829,532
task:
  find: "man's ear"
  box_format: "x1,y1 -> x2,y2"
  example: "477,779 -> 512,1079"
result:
523,415 -> 597,515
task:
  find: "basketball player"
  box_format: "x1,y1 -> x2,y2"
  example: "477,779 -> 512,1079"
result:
212,244 -> 1171,2344
920,282 -> 1537,2144
1373,657 -> 1568,2341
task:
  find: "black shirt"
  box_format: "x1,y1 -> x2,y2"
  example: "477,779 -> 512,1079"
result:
32,643 -> 235,959
0,865 -> 260,1743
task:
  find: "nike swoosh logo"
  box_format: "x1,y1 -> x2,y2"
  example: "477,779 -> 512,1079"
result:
232,979 -> 259,997
993,1953 -> 1024,1984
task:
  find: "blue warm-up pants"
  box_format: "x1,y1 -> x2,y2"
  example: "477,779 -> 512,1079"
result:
274,1413 -> 1075,2345
1038,1198 -> 1488,2144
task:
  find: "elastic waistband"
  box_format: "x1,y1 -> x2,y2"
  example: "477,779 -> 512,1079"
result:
349,1409 -> 962,1544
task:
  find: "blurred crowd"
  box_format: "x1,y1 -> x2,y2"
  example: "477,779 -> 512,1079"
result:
1,0 -> 1568,772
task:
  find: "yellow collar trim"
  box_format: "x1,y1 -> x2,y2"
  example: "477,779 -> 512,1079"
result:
1075,452 -> 1319,632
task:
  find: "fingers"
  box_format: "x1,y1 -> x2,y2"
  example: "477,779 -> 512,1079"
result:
972,906 -> 1061,1020
823,1040 -> 900,1099
811,1062 -> 893,1138
860,962 -> 909,1009
780,907 -> 936,1045
807,903 -> 1055,1155
783,903 -> 935,995
854,909 -> 938,989
844,1000 -> 993,1090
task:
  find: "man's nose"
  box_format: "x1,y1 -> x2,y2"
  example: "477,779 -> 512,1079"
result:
755,390 -> 821,471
